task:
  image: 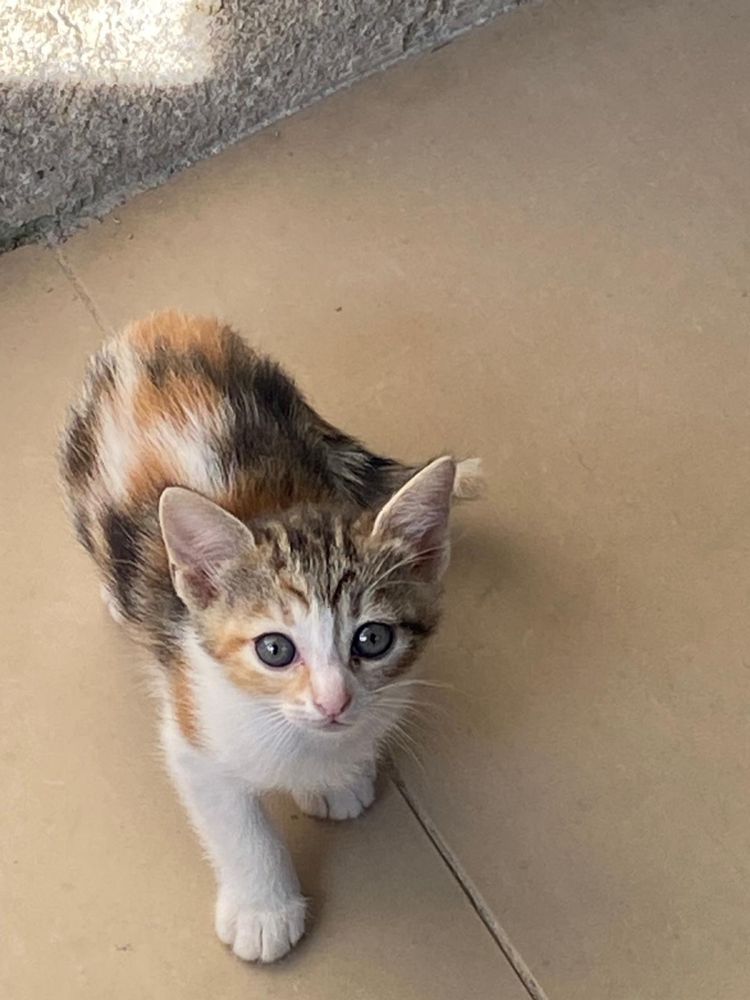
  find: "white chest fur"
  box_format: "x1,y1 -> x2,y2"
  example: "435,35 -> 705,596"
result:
183,634 -> 389,794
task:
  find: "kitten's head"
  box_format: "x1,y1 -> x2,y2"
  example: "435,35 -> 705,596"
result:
159,458 -> 457,737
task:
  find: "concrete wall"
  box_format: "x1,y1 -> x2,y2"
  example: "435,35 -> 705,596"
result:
0,1 -> 521,250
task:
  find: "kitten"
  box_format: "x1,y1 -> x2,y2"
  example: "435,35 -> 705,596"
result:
59,310 -> 479,963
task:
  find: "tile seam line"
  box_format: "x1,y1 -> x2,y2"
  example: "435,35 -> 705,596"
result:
391,769 -> 550,1000
52,246 -> 112,337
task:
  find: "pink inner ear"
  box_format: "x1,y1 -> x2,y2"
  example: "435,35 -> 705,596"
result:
179,566 -> 220,609
371,457 -> 455,576
159,487 -> 251,575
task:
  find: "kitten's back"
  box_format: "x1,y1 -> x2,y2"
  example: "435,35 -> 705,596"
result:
59,311 -> 410,640
63,311 -> 333,516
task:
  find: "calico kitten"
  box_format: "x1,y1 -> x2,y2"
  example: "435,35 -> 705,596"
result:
59,310 -> 479,963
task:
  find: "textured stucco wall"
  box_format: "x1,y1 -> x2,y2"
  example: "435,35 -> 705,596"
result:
0,1 -> 522,251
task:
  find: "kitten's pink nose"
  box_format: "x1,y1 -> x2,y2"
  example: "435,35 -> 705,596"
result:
314,691 -> 352,721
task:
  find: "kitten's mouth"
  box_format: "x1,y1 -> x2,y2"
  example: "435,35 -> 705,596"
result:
316,719 -> 354,731
296,717 -> 355,733
282,710 -> 357,732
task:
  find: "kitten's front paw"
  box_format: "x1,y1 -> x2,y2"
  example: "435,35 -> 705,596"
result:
215,887 -> 306,963
294,773 -> 376,821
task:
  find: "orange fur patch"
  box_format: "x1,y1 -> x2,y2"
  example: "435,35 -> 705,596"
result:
207,618 -> 312,701
220,479 -> 287,523
220,471 -> 332,524
286,662 -> 312,702
125,310 -> 229,361
211,627 -> 260,663
130,371 -> 222,431
224,654 -> 303,698
126,447 -> 180,502
170,658 -> 201,745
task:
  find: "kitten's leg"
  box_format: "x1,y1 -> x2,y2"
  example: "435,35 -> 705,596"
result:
293,760 -> 377,821
162,721 -> 305,962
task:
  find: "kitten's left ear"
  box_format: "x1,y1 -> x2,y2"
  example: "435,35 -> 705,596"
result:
159,487 -> 254,609
371,456 -> 456,579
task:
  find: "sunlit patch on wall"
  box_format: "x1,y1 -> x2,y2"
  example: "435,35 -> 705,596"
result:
1,0 -> 217,87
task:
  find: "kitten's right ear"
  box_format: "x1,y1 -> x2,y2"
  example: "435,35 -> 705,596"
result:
158,488 -> 253,609
371,456 -> 456,579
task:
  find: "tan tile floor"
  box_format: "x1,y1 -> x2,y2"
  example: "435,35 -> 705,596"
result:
3,2 -> 750,998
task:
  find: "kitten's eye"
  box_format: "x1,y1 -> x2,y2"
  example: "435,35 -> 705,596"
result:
255,633 -> 297,668
352,622 -> 394,660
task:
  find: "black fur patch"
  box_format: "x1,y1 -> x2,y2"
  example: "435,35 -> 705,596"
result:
313,416 -> 412,509
102,508 -> 141,615
73,511 -> 94,554
400,620 -> 435,638
62,409 -> 97,484
144,345 -> 174,387
331,569 -> 355,607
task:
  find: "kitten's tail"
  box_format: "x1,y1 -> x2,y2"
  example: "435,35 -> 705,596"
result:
452,457 -> 484,500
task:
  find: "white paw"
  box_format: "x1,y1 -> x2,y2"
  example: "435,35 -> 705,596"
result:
294,773 -> 376,821
215,887 -> 306,963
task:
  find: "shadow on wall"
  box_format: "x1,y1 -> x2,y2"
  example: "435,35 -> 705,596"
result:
0,0 -> 521,251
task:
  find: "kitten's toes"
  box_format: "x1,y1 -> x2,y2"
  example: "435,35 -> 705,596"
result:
215,888 -> 306,963
295,774 -> 376,821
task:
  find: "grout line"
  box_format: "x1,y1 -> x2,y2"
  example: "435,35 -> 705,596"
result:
52,246 -> 112,336
391,768 -> 551,1000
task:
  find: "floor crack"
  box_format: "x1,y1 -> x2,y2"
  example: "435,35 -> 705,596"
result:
391,768 -> 551,1000
52,246 -> 112,337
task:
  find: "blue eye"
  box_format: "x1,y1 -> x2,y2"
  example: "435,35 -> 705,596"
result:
255,633 -> 297,668
352,622 -> 394,659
